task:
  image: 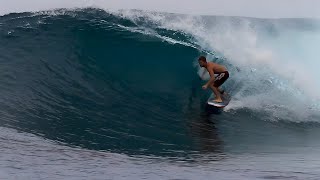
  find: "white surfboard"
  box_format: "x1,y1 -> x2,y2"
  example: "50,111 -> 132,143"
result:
207,93 -> 231,108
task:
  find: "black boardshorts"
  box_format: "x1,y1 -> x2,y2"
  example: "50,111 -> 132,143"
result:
213,71 -> 229,87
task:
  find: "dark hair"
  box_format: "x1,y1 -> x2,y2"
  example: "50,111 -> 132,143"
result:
198,56 -> 206,62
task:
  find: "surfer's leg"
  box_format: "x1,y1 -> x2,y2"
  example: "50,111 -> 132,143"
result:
214,72 -> 229,96
209,83 -> 222,103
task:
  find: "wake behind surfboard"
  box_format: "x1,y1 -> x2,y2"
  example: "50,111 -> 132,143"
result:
207,93 -> 231,108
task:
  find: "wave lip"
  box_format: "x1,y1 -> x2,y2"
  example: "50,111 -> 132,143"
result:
1,0 -> 320,18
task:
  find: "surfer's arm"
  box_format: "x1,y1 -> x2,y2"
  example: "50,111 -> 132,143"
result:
201,69 -> 207,79
205,69 -> 215,86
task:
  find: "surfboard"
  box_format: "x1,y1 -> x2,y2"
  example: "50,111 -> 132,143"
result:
207,92 -> 231,108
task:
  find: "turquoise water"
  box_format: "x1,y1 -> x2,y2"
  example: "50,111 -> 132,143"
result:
1,8 -> 320,179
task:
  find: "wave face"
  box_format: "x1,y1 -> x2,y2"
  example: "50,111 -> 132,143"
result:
1,8 -> 320,157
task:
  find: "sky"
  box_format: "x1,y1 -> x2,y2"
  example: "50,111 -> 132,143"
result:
0,0 -> 320,18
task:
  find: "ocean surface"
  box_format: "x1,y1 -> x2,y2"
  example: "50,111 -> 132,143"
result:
1,8 -> 320,179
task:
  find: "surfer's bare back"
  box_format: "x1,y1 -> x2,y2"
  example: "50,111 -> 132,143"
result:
198,56 -> 229,103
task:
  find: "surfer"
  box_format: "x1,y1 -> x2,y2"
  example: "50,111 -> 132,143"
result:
198,56 -> 229,103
